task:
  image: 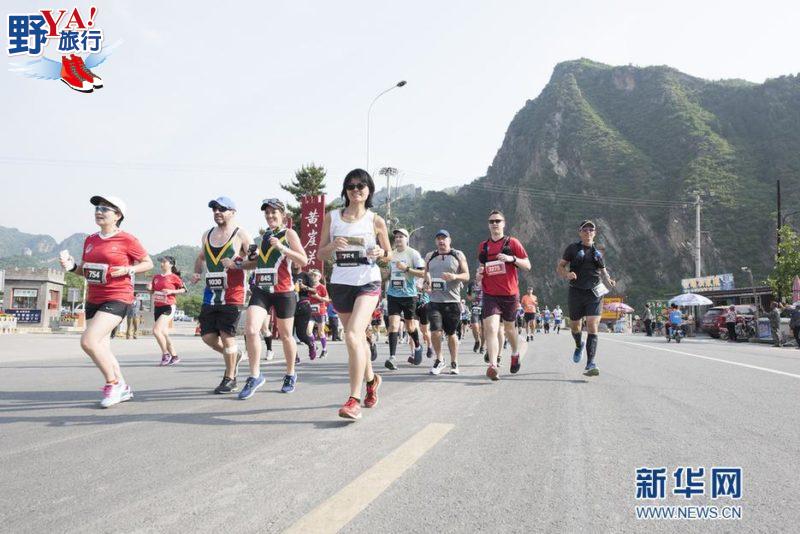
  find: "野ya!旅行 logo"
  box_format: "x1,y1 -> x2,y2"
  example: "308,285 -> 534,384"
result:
6,6 -> 121,93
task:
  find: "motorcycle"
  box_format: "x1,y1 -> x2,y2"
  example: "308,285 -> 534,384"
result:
666,324 -> 684,343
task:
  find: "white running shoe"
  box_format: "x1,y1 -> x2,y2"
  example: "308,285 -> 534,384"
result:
100,382 -> 133,408
266,350 -> 275,361
429,359 -> 445,375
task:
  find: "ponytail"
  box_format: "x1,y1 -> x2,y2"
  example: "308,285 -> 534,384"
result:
171,265 -> 182,277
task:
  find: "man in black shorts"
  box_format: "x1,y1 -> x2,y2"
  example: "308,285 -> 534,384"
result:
556,220 -> 616,377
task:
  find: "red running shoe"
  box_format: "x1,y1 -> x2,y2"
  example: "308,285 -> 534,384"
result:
71,55 -> 103,88
338,397 -> 362,420
486,365 -> 499,381
364,374 -> 382,408
60,55 -> 93,93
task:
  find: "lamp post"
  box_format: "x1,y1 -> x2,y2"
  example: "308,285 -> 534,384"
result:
741,266 -> 759,318
366,80 -> 407,173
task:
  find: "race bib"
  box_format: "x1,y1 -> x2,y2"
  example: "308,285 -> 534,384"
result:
484,260 -> 507,276
430,278 -> 446,292
311,304 -> 321,314
254,268 -> 277,290
152,291 -> 168,306
335,248 -> 366,267
472,306 -> 482,316
592,282 -> 609,298
83,262 -> 109,285
205,271 -> 227,291
390,270 -> 406,290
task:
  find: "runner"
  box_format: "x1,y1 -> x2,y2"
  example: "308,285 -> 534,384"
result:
295,267 -> 318,361
553,304 -> 563,334
459,299 -> 470,340
318,169 -> 392,420
308,269 -> 331,358
521,288 -> 537,341
466,279 -> 485,353
384,228 -> 425,371
125,297 -> 141,339
556,220 -> 616,376
191,196 -> 253,394
150,255 -> 186,366
423,229 -> 470,375
478,210 -> 531,380
415,281 -> 434,359
58,195 -> 153,407
234,198 -> 306,399
543,306 -> 552,334
370,300 -> 384,361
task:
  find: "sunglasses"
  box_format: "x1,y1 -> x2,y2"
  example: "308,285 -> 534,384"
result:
211,206 -> 230,213
345,182 -> 367,191
580,227 -> 596,232
95,206 -> 118,214
488,219 -> 504,224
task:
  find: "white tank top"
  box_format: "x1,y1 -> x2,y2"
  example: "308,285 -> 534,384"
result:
329,209 -> 382,286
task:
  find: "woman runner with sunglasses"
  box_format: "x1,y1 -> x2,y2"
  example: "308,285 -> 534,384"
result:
319,169 -> 392,420
59,195 -> 153,408
150,255 -> 186,365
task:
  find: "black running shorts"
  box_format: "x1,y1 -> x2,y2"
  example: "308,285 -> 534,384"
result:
248,287 -> 297,319
86,300 -> 130,320
387,295 -> 417,320
154,305 -> 175,321
199,304 -> 241,336
568,287 -> 603,321
427,302 -> 461,335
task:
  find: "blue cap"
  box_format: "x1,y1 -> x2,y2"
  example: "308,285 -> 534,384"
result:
435,229 -> 450,238
208,196 -> 236,210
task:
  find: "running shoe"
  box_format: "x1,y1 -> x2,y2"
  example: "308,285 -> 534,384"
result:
320,349 -> 328,359
479,345 -> 485,354
472,341 -> 480,353
584,362 -> 599,377
168,355 -> 180,365
572,342 -> 585,364
159,353 -> 171,366
238,375 -> 266,400
338,397 -> 362,420
364,374 -> 382,408
412,345 -> 423,365
281,374 -> 297,393
450,362 -> 459,375
370,342 -> 378,362
503,339 -> 508,349
265,350 -> 275,361
426,346 -> 433,358
214,376 -> 238,394
510,353 -> 521,374
295,355 -> 301,364
100,382 -> 133,408
486,365 -> 499,381
385,357 -> 398,371
309,343 -> 317,361
429,359 -> 445,375
484,353 -> 490,364
407,355 -> 420,366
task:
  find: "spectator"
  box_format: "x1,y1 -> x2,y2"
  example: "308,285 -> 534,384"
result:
769,302 -> 783,347
790,304 -> 800,349
643,303 -> 653,336
725,305 -> 737,342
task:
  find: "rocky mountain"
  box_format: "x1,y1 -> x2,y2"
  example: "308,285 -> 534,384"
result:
392,59 -> 799,307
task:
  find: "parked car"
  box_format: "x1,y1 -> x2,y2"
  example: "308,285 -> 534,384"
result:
702,305 -> 756,338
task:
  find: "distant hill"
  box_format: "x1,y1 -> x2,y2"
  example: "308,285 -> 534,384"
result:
0,226 -> 86,260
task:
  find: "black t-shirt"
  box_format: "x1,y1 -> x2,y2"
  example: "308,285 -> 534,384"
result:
562,242 -> 605,290
296,272 -> 312,299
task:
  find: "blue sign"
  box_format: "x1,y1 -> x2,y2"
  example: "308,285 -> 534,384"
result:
5,309 -> 42,323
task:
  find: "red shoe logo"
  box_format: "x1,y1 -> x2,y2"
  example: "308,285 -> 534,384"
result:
60,55 -> 93,93
71,55 -> 104,89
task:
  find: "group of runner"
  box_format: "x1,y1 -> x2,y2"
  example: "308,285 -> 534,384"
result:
59,169 -> 615,419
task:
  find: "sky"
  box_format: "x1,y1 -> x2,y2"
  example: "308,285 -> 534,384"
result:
2,0 -> 799,252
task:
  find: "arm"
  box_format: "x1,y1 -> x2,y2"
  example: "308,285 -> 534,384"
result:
282,229 -> 309,267
444,252 -> 470,282
372,215 -> 393,262
600,268 -> 616,287
318,213 -> 339,260
192,233 -> 206,283
556,259 -> 576,281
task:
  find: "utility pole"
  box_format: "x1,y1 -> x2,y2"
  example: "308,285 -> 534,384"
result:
777,178 -> 782,301
695,193 -> 702,278
379,167 -> 398,223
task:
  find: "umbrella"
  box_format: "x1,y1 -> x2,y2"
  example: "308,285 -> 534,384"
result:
603,301 -> 634,313
792,275 -> 800,303
669,293 -> 713,306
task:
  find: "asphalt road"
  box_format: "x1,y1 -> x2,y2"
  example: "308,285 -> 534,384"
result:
1,330 -> 799,533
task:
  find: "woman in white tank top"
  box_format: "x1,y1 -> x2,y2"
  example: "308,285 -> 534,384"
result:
319,169 -> 392,420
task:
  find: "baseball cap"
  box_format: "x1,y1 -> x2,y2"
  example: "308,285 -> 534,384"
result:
435,229 -> 450,238
208,196 -> 237,210
90,195 -> 127,218
393,228 -> 410,238
579,220 -> 596,230
260,198 -> 286,211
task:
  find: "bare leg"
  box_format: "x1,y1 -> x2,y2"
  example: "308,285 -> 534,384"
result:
80,311 -> 124,383
339,294 -> 379,399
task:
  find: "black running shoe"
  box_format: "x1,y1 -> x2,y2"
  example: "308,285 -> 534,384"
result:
385,358 -> 398,370
472,341 -> 480,353
370,342 -> 378,361
214,376 -> 238,394
484,353 -> 489,364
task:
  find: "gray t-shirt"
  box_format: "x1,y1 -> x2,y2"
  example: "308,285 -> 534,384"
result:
426,249 -> 464,303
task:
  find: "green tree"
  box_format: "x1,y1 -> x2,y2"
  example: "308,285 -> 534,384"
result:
767,225 -> 800,299
61,271 -> 85,306
176,294 -> 203,319
280,164 -> 328,231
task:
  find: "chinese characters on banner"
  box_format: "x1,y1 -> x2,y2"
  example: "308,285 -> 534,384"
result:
300,195 -> 325,273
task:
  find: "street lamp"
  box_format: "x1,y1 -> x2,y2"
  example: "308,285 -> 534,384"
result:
741,266 -> 760,318
366,80 -> 407,173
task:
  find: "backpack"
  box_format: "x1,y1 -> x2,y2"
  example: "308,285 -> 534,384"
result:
478,237 -> 512,264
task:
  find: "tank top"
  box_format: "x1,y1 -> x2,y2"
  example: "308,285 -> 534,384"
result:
203,227 -> 245,306
254,227 -> 293,293
427,249 -> 464,303
329,209 -> 381,286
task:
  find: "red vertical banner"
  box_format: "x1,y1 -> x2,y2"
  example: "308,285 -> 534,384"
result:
300,194 -> 325,273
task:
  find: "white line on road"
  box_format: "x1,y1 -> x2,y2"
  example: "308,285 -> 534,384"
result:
285,422 -> 454,534
607,339 -> 800,380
